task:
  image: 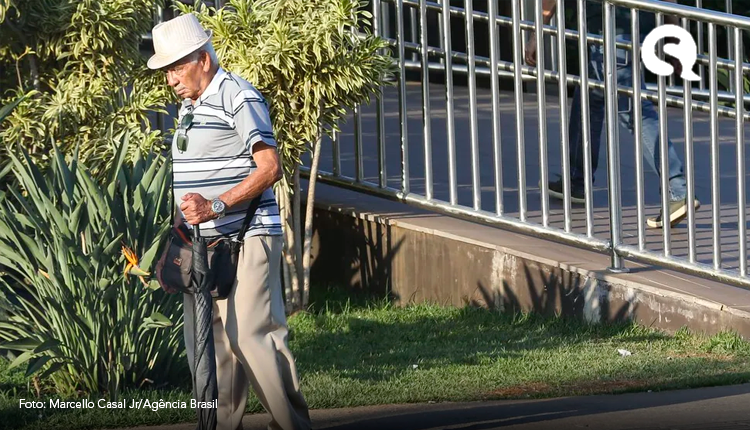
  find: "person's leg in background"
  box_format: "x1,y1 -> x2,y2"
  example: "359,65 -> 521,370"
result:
613,35 -> 700,228
547,44 -> 607,204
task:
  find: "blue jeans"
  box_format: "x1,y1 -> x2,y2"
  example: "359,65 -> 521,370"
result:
567,35 -> 687,201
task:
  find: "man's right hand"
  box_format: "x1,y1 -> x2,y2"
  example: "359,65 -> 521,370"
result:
525,34 -> 538,67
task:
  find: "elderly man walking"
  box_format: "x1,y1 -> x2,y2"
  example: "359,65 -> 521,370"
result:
526,0 -> 700,228
149,13 -> 311,430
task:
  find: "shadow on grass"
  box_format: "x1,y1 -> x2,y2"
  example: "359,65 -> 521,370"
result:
291,299 -> 672,383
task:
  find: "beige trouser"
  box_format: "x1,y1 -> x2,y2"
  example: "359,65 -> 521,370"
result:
183,234 -> 311,430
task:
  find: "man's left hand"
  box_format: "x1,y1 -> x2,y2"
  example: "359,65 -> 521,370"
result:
180,193 -> 215,225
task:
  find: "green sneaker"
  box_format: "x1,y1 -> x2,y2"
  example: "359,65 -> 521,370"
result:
647,198 -> 701,228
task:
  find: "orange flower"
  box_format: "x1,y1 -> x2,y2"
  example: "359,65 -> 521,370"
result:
122,245 -> 150,287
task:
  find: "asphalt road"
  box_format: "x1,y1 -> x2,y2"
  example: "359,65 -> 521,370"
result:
111,383 -> 750,430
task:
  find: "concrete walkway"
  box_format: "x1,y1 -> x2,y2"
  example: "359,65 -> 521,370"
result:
111,383 -> 750,430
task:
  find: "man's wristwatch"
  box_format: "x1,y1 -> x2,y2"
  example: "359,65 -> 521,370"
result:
210,198 -> 227,219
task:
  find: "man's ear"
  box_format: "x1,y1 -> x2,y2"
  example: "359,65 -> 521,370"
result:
201,51 -> 212,73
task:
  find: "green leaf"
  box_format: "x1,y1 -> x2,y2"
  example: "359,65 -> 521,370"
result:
40,361 -> 66,379
33,338 -> 61,354
8,349 -> 34,370
1,338 -> 42,352
25,355 -> 53,378
142,312 -> 173,329
0,93 -> 27,122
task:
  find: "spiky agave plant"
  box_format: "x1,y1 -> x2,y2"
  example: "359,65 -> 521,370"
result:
0,132 -> 186,398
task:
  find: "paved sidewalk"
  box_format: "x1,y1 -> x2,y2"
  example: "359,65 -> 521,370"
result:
111,383 -> 750,430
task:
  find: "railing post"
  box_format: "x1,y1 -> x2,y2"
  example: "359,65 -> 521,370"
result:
734,27 -> 747,277
419,0 -> 433,200
603,1 -> 628,273
512,0 -> 528,221
535,0 -> 550,227
395,0 -> 410,195
578,0 -> 595,237
488,0 -> 504,215
373,0 -> 387,188
441,0 -> 457,205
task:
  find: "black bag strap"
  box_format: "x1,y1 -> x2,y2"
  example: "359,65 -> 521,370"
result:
235,195 -> 262,242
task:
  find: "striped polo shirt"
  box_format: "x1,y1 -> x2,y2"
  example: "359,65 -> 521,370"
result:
172,67 -> 282,239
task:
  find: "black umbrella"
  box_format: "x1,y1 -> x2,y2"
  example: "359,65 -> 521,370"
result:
190,224 -> 218,430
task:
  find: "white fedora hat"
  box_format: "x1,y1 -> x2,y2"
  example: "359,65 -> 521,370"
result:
147,13 -> 212,70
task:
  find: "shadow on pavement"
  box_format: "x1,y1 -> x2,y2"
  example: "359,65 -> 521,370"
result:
311,383 -> 750,430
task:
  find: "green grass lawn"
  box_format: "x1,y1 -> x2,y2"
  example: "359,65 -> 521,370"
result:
2,288 -> 750,430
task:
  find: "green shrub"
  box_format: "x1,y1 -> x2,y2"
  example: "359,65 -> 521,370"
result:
0,0 -> 175,177
0,134 -> 185,398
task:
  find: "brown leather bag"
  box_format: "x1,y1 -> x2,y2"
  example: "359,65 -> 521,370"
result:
159,197 -> 261,300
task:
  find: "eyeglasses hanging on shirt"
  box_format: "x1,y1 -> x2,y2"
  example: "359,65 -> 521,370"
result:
174,99 -> 194,153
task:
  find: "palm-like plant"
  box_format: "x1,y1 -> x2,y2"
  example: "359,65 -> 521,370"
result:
0,133 -> 185,397
0,0 -> 175,177
180,0 -> 396,311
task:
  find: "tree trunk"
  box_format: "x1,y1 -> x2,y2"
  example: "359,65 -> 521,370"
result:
278,186 -> 294,313
291,166 -> 303,310
279,181 -> 300,312
301,128 -> 323,307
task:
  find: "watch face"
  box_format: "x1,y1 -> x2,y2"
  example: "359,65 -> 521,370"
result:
212,200 -> 225,213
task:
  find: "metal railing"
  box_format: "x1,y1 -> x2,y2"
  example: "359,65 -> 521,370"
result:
304,0 -> 750,289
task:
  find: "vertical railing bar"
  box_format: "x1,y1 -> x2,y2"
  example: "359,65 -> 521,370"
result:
727,0 -> 734,93
709,22 -> 722,270
419,0 -> 433,200
488,0 -> 503,215
373,0 -> 388,188
579,0 -> 594,238
437,0 -> 445,66
466,0 -> 481,211
682,16 -> 698,264
656,13 -> 672,256
604,0 -> 626,271
550,15 -> 558,74
332,123 -> 341,176
535,0 -> 550,227
557,0 -> 571,233
735,26 -> 747,277
354,104 -> 363,182
696,0 -> 705,91
353,15 -> 363,183
512,0 -> 528,221
410,6 -> 418,62
632,10 -> 646,251
442,0 -> 457,204
520,0 -> 528,56
396,0 -> 410,195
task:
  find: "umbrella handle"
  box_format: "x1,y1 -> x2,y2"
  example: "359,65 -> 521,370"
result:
193,224 -> 201,240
